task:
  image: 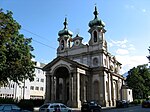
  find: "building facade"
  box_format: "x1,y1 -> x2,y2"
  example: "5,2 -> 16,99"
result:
43,6 -> 132,107
0,62 -> 46,101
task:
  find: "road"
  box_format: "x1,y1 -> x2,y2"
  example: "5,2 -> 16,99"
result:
35,105 -> 150,112
102,105 -> 150,112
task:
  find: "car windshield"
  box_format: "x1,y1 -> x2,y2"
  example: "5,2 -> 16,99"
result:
90,101 -> 97,106
41,104 -> 49,109
3,105 -> 12,110
12,105 -> 20,110
60,104 -> 66,108
53,105 -> 60,108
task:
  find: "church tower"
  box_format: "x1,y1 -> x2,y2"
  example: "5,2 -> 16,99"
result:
57,18 -> 73,54
88,6 -> 107,51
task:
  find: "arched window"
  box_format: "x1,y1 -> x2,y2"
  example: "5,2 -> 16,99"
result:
61,40 -> 64,50
93,31 -> 97,43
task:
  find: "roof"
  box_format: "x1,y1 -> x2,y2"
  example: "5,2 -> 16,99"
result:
42,56 -> 90,71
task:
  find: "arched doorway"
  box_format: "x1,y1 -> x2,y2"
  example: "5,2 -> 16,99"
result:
54,66 -> 70,104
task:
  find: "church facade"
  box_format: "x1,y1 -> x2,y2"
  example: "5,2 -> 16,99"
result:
43,7 -> 131,108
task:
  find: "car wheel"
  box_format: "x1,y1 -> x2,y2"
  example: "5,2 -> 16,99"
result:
68,110 -> 71,112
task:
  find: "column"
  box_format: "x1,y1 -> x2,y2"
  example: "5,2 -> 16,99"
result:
87,71 -> 92,100
111,75 -> 115,106
56,77 -> 59,100
83,74 -> 86,102
51,76 -> 54,101
62,78 -> 66,103
45,71 -> 51,103
72,71 -> 81,108
102,72 -> 106,107
68,73 -> 73,106
108,73 -> 112,106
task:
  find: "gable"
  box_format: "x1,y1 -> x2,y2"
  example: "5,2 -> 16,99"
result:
42,56 -> 90,71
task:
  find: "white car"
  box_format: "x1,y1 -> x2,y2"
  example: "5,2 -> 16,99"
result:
39,103 -> 72,112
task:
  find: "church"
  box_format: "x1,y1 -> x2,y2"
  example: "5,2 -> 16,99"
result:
43,6 -> 133,108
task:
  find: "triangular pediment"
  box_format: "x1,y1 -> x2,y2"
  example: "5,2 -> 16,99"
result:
42,56 -> 89,71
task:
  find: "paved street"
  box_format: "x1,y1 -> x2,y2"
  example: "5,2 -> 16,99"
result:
72,105 -> 150,112
102,105 -> 150,112
34,105 -> 150,112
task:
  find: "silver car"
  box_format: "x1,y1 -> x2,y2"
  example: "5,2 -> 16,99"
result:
0,104 -> 31,112
39,103 -> 72,112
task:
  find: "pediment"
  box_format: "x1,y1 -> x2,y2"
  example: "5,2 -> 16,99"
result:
43,56 -> 89,71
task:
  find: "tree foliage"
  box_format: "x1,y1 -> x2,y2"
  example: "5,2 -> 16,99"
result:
0,9 -> 35,85
126,64 -> 150,99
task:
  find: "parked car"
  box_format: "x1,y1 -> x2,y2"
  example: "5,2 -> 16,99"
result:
142,98 -> 150,108
39,103 -> 72,112
116,100 -> 129,108
0,104 -> 31,112
81,101 -> 102,112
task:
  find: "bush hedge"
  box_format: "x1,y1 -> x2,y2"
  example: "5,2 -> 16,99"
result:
0,98 -> 44,111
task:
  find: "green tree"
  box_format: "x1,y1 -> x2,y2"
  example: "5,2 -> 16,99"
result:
0,9 -> 35,85
126,64 -> 150,99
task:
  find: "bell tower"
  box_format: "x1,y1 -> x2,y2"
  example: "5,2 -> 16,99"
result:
57,18 -> 73,54
88,6 -> 107,51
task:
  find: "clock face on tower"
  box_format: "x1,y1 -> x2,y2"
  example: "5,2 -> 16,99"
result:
75,40 -> 80,46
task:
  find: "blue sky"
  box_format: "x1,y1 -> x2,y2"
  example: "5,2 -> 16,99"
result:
1,0 -> 150,74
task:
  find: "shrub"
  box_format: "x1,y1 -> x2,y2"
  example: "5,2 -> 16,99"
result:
133,99 -> 138,105
30,99 -> 44,107
0,98 -> 16,104
18,99 -> 34,111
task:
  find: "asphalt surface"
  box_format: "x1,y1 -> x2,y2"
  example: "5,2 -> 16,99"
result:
34,105 -> 150,112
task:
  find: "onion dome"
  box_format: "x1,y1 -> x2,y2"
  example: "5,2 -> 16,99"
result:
88,6 -> 105,28
58,17 -> 73,37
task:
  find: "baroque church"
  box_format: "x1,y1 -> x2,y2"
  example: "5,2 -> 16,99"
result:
43,6 -> 133,108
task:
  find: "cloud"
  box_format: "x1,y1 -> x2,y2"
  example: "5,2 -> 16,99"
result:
125,4 -> 149,15
108,39 -> 129,50
142,9 -> 146,13
116,49 -> 129,55
116,55 -> 148,74
110,39 -> 128,47
108,39 -> 136,55
108,39 -> 147,74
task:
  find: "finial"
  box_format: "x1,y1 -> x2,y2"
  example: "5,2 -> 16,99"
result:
93,5 -> 99,19
63,17 -> 68,29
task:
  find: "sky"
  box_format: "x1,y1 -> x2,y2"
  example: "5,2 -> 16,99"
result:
1,0 -> 150,74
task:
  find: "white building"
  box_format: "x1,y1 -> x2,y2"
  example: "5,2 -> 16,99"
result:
0,62 -> 46,101
43,6 -> 133,108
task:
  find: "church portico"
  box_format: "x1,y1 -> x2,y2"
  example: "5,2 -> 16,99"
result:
43,57 -> 89,107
